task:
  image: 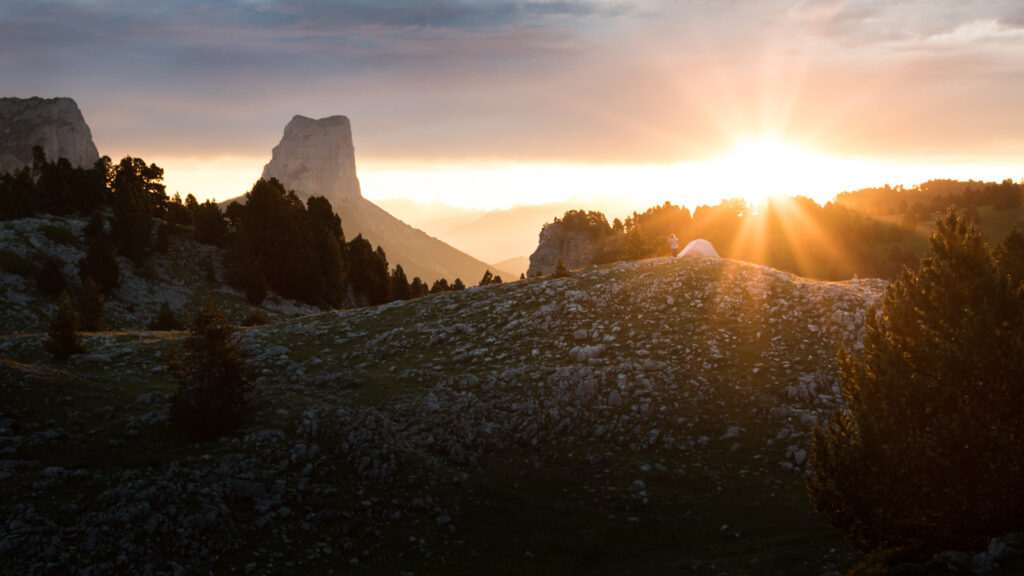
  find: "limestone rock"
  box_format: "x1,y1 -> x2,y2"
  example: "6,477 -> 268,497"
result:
526,221 -> 602,277
0,97 -> 99,174
261,115 -> 362,206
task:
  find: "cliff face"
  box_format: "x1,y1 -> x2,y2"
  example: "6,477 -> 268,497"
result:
261,115 -> 361,206
260,114 -> 509,283
0,97 -> 99,174
527,221 -> 603,277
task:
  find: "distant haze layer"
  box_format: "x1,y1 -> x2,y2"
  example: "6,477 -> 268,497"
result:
157,154 -> 1024,217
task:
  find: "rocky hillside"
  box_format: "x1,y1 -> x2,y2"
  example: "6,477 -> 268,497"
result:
0,96 -> 99,174
1,255 -> 908,575
0,214 -> 318,333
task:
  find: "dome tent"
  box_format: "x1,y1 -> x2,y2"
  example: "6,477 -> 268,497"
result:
676,239 -> 719,259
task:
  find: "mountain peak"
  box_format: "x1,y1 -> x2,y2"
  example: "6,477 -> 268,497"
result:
262,114 -> 362,202
0,96 -> 99,174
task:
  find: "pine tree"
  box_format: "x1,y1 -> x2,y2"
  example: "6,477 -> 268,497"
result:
79,277 -> 105,331
390,264 -> 411,301
79,211 -> 120,294
452,278 -> 466,291
808,212 -> 1024,556
78,235 -> 120,295
552,259 -> 570,278
148,301 -> 184,331
45,291 -> 85,360
170,298 -> 248,438
35,257 -> 67,296
994,226 -> 1024,288
479,270 -> 493,286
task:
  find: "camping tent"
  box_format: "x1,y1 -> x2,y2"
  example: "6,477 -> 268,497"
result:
676,239 -> 719,259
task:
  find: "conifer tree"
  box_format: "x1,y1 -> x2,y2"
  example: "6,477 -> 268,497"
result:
479,270 -> 493,286
390,264 -> 411,301
552,259 -> 570,278
170,298 -> 248,438
808,212 -> 1024,556
148,301 -> 184,331
79,277 -> 105,331
994,226 -> 1024,288
45,291 -> 85,360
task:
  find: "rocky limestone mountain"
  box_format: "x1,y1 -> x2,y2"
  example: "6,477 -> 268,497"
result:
0,97 -> 99,174
261,115 -> 362,204
260,115 -> 510,283
527,220 -> 604,277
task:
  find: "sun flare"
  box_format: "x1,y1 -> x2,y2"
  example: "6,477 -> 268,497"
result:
712,139 -> 842,207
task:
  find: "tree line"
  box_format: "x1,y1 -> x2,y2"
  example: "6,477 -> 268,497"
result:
1,149 -> 473,319
538,197 -> 922,280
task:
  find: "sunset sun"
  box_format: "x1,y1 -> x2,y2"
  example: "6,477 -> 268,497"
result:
714,139 -> 842,206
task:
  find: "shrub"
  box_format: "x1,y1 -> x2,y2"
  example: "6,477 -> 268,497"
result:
170,298 -> 248,438
44,291 -> 85,360
39,223 -> 78,246
808,212 -> 1024,556
241,309 -> 268,327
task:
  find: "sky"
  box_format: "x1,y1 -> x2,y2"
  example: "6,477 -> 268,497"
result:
4,0 -> 1024,212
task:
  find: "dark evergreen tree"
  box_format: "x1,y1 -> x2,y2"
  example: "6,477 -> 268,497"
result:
307,195 -> 348,307
994,226 -> 1024,288
44,291 -> 85,360
348,234 -> 390,305
193,200 -> 227,246
155,221 -> 170,254
78,233 -> 120,295
148,301 -> 184,331
552,259 -> 570,278
808,212 -> 1024,556
452,278 -> 466,291
479,270 -> 493,286
410,276 -> 427,298
111,156 -> 156,265
0,167 -> 37,219
390,264 -> 411,301
430,278 -> 450,294
170,298 -> 248,439
79,277 -> 105,332
492,275 -> 503,285
165,192 -> 193,226
35,257 -> 67,296
225,230 -> 267,305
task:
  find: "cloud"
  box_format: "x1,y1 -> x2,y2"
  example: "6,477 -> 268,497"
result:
2,0 -> 1024,169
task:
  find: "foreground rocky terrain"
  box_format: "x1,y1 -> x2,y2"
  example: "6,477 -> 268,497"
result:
1,255 -> 899,575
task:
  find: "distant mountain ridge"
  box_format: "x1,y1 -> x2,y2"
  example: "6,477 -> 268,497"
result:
260,115 -> 511,283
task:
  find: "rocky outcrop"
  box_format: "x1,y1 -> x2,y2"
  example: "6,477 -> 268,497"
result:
0,97 -> 99,174
260,115 -> 509,283
527,221 -> 603,277
261,115 -> 361,205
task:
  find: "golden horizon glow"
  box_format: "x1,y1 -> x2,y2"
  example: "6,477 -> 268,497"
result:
154,151 -> 1024,218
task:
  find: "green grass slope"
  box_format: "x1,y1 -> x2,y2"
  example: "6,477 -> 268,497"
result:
0,256 -> 887,575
